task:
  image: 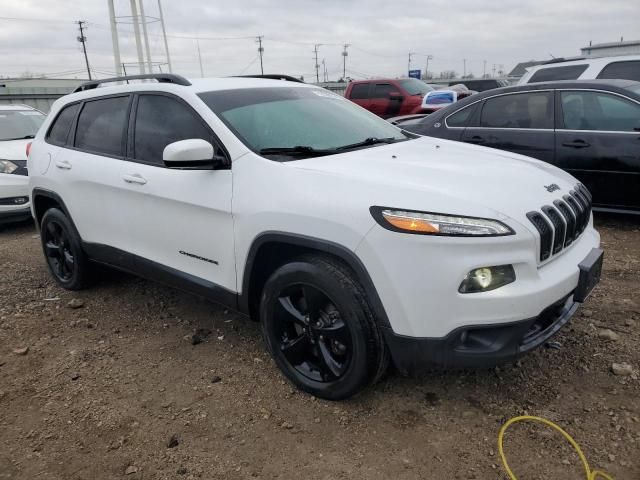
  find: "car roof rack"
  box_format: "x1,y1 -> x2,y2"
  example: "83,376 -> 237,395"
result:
73,74 -> 191,93
234,74 -> 305,83
541,57 -> 586,65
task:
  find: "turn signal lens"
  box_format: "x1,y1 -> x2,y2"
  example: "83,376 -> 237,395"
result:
459,265 -> 516,293
382,213 -> 439,233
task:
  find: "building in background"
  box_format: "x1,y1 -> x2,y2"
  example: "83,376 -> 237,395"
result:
0,78 -> 85,112
581,39 -> 640,58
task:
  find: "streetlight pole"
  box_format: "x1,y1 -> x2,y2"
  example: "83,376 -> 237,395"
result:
342,43 -> 350,80
425,54 -> 433,79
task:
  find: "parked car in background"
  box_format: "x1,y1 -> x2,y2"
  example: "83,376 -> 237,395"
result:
398,79 -> 640,213
421,84 -> 476,113
518,55 -> 640,84
344,78 -> 434,118
0,104 -> 45,225
449,78 -> 509,92
28,73 -> 602,399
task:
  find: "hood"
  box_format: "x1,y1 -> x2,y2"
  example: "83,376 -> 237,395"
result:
0,139 -> 29,161
287,136 -> 579,228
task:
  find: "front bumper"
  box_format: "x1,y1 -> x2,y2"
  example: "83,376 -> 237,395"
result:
0,173 -> 31,225
384,293 -> 579,373
0,206 -> 32,225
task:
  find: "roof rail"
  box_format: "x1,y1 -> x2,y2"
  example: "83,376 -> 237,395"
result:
234,74 -> 305,83
541,57 -> 586,65
73,74 -> 191,93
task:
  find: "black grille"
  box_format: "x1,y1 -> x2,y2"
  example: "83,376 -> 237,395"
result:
526,212 -> 553,261
541,205 -> 565,254
553,199 -> 576,246
528,185 -> 592,262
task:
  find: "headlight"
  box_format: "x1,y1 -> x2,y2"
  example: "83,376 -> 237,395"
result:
370,207 -> 514,236
459,265 -> 516,293
0,160 -> 19,174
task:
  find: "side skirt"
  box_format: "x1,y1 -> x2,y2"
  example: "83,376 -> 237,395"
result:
82,242 -> 239,311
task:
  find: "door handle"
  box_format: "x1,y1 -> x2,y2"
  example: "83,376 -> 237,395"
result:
562,140 -> 590,148
122,173 -> 147,185
55,160 -> 72,170
467,136 -> 485,144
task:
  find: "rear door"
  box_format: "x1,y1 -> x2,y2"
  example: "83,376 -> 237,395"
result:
461,90 -> 555,163
368,83 -> 399,118
347,83 -> 372,111
111,92 -> 236,291
555,89 -> 640,210
48,95 -> 130,247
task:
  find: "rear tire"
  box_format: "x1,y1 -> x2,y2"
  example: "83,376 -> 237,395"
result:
260,254 -> 388,400
40,208 -> 91,290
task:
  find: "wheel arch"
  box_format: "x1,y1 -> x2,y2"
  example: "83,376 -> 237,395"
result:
240,232 -> 391,328
32,189 -> 78,234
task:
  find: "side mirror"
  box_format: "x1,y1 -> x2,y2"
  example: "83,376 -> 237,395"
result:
163,139 -> 225,169
389,91 -> 403,101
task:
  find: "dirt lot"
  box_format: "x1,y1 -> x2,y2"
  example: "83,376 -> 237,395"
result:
1,215 -> 638,479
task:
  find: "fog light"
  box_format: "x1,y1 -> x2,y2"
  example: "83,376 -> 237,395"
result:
14,196 -> 28,205
459,265 -> 515,293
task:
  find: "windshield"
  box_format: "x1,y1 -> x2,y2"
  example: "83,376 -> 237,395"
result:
199,87 -> 410,158
399,79 -> 434,96
0,109 -> 45,141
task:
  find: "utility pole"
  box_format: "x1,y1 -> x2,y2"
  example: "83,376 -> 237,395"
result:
138,0 -> 153,73
408,52 -> 415,75
196,37 -> 204,77
322,59 -> 327,82
76,21 -> 92,80
313,44 -> 322,83
492,63 -> 496,78
424,54 -> 433,79
463,58 -> 466,77
257,36 -> 264,75
483,60 -> 486,78
107,0 -> 122,76
157,0 -> 172,73
342,43 -> 350,80
129,0 -> 146,74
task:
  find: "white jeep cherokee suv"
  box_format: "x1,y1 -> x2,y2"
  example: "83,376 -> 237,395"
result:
28,74 -> 603,400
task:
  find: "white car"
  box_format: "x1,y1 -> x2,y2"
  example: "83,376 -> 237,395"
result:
0,104 -> 45,225
28,74 -> 603,400
518,55 -> 640,85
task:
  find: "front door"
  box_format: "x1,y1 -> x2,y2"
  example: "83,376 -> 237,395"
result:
461,90 -> 556,164
555,89 -> 640,210
369,83 -> 402,118
112,92 -> 236,293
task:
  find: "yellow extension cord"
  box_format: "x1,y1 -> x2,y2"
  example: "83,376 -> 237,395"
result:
498,416 -> 614,480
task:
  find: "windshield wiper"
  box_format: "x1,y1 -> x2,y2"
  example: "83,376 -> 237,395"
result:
259,145 -> 335,157
1,134 -> 35,141
334,137 -> 399,151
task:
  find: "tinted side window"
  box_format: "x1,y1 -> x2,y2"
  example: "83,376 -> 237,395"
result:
560,91 -> 640,132
480,92 -> 553,129
371,84 -> 395,99
597,61 -> 640,82
350,84 -> 370,99
75,96 -> 129,156
446,103 -> 478,127
528,65 -> 588,83
134,94 -> 213,165
47,103 -> 80,146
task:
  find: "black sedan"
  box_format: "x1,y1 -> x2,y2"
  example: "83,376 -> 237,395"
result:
396,79 -> 640,214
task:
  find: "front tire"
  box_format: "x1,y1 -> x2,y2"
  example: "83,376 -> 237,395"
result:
260,254 -> 388,400
40,208 -> 91,290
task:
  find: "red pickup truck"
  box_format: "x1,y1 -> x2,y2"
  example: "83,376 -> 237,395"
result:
344,78 -> 434,118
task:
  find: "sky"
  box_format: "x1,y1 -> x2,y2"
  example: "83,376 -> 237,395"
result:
0,0 -> 638,81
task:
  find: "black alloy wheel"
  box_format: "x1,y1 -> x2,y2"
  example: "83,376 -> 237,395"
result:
43,219 -> 75,282
274,283 -> 352,382
260,255 -> 388,400
40,208 -> 91,290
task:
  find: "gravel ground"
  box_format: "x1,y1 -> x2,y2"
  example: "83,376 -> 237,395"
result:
1,215 -> 639,479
